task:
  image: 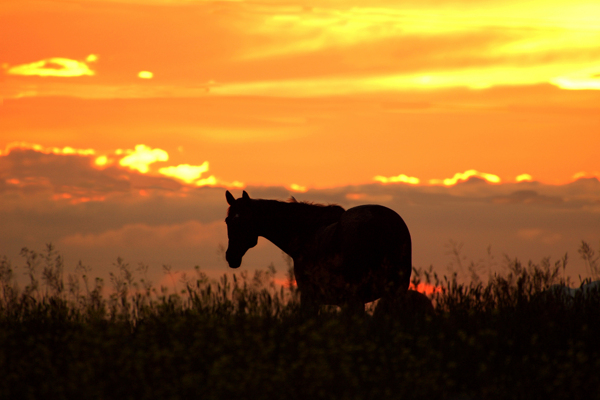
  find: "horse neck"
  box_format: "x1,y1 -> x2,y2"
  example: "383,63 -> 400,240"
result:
253,200 -> 340,257
253,200 -> 303,256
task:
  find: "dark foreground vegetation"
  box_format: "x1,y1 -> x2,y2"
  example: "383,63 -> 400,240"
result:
1,244 -> 600,400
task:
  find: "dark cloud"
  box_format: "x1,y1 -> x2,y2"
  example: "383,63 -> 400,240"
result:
2,149 -> 599,286
269,178 -> 600,281
491,190 -> 563,205
0,148 -> 183,196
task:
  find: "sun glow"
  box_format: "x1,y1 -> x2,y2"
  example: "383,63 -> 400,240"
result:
550,66 -> 600,90
226,3 -> 600,95
210,67 -> 540,97
409,282 -> 442,295
246,4 -> 600,59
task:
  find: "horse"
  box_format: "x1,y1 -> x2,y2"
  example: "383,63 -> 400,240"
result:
225,190 -> 412,315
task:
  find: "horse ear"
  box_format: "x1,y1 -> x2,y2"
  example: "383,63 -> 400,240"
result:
242,191 -> 251,202
226,191 -> 236,206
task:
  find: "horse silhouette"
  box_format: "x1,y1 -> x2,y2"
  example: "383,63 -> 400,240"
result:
225,190 -> 412,315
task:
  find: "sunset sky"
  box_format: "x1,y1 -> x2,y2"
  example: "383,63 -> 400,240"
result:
1,0 -> 599,286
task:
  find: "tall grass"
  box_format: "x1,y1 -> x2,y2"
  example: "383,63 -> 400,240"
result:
0,244 -> 299,323
1,242 -> 599,400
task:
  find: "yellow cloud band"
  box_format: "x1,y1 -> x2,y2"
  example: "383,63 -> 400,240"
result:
7,56 -> 96,77
374,174 -> 420,185
159,162 -> 210,184
429,169 -> 501,186
119,144 -> 169,173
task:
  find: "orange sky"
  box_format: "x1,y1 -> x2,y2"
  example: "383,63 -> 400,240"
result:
1,0 -> 600,287
1,0 -> 599,189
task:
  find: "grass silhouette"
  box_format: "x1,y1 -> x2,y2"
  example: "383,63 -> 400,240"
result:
1,243 -> 599,399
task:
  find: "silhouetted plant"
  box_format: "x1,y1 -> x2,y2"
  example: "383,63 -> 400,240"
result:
1,244 -> 599,400
579,240 -> 600,279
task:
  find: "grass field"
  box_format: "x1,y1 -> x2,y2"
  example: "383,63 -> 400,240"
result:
1,243 -> 599,400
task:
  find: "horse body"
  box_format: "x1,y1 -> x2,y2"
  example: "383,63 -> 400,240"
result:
225,191 -> 412,313
295,204 -> 411,306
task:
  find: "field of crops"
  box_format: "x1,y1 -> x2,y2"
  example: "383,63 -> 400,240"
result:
1,244 -> 599,400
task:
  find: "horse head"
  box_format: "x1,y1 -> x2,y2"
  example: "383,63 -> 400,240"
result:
225,190 -> 258,269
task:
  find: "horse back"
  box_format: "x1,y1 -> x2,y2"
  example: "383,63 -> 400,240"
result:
339,204 -> 411,249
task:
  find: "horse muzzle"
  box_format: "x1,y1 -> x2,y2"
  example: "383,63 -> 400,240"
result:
225,250 -> 242,269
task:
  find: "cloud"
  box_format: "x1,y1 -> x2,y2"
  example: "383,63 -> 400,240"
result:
61,220 -> 222,249
218,179 -> 245,189
211,60 -> 598,96
374,174 -> 420,185
346,193 -> 393,203
215,4 -> 600,95
0,147 -> 130,197
289,183 -> 307,192
6,55 -> 98,77
572,171 -> 600,180
3,0 -> 599,102
195,176 -> 218,186
0,143 -> 245,204
1,142 -> 95,156
0,144 -> 189,201
491,190 -> 563,206
118,144 -> 169,173
550,66 -> 600,90
113,146 -> 238,187
517,228 -> 562,244
138,71 -> 153,79
240,4 -> 600,61
2,144 -> 600,284
56,220 -> 231,285
158,162 -> 218,187
516,174 -> 533,182
2,177 -> 599,285
429,170 -> 500,186
159,162 -> 210,184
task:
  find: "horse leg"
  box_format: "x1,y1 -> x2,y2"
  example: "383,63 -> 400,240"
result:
341,297 -> 365,318
373,293 -> 401,317
374,289 -> 434,318
373,278 -> 409,317
300,290 -> 319,317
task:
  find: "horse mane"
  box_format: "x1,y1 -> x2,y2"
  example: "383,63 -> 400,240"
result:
287,196 -> 341,209
281,198 -> 345,227
245,198 -> 344,229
